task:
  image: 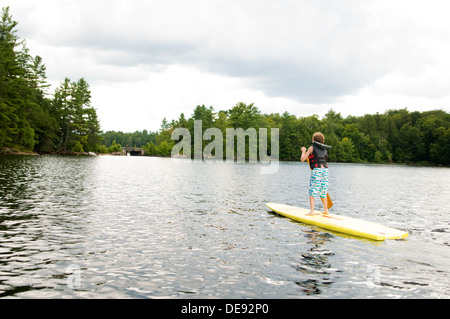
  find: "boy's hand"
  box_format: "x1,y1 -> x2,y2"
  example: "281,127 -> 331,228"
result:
301,147 -> 306,153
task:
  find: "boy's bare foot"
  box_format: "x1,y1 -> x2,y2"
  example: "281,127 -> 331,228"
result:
322,211 -> 329,215
305,211 -> 315,216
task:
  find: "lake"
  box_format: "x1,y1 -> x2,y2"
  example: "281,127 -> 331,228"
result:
0,155 -> 449,298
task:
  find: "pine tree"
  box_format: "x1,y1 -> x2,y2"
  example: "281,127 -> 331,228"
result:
0,7 -> 100,153
0,6 -> 24,147
52,78 -> 101,152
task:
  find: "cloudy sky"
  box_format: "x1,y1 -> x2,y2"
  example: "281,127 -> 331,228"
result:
3,0 -> 450,132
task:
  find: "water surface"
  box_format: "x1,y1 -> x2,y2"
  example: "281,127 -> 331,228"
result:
0,155 -> 449,298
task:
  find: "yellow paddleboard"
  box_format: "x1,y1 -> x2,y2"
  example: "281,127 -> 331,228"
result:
267,203 -> 408,241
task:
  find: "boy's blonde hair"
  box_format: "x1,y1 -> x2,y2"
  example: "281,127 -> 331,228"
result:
312,132 -> 325,143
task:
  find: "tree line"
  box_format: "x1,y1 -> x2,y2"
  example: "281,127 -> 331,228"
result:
0,7 -> 101,153
102,103 -> 449,165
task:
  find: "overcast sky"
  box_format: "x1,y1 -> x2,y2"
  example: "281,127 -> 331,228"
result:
3,0 -> 450,132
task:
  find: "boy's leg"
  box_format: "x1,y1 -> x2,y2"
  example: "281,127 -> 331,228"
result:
307,169 -> 320,216
306,196 -> 315,216
320,197 -> 328,215
319,169 -> 329,214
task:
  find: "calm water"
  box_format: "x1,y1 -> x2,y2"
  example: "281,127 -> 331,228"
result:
0,155 -> 449,299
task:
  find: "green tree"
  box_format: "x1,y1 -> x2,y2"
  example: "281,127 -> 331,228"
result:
277,112 -> 301,160
52,78 -> 100,152
72,140 -> 84,153
430,126 -> 450,165
157,140 -> 174,156
398,122 -> 424,162
317,110 -> 342,162
84,107 -> 102,152
108,140 -> 122,153
192,105 -> 215,128
336,137 -> 356,162
228,102 -> 261,129
0,7 -> 100,153
373,150 -> 382,163
341,123 -> 372,162
0,7 -> 30,148
143,141 -> 157,156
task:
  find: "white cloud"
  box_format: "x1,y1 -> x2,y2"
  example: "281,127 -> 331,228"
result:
92,64 -> 273,132
3,0 -> 450,132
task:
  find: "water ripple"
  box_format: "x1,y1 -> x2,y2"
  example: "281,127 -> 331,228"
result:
0,156 -> 449,298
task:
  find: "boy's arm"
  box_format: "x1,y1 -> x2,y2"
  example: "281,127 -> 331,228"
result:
300,146 -> 313,162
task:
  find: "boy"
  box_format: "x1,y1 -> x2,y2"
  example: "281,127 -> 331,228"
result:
301,132 -> 332,216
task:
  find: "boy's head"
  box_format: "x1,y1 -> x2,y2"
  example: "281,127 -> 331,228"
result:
312,132 -> 325,143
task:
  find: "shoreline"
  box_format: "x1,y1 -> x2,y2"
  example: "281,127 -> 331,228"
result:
0,147 -> 39,156
1,148 -> 447,167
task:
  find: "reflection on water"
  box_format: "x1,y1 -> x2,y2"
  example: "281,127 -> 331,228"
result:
0,155 -> 449,298
294,230 -> 338,295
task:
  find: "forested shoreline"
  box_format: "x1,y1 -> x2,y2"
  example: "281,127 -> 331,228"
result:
1,7 -> 449,165
0,7 -> 101,154
102,103 -> 450,165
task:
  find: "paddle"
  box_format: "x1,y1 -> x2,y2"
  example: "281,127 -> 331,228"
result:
307,158 -> 333,209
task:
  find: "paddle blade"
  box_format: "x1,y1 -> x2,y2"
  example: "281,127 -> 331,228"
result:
327,193 -> 333,209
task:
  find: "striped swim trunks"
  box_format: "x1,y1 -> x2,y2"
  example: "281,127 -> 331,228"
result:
309,168 -> 329,199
